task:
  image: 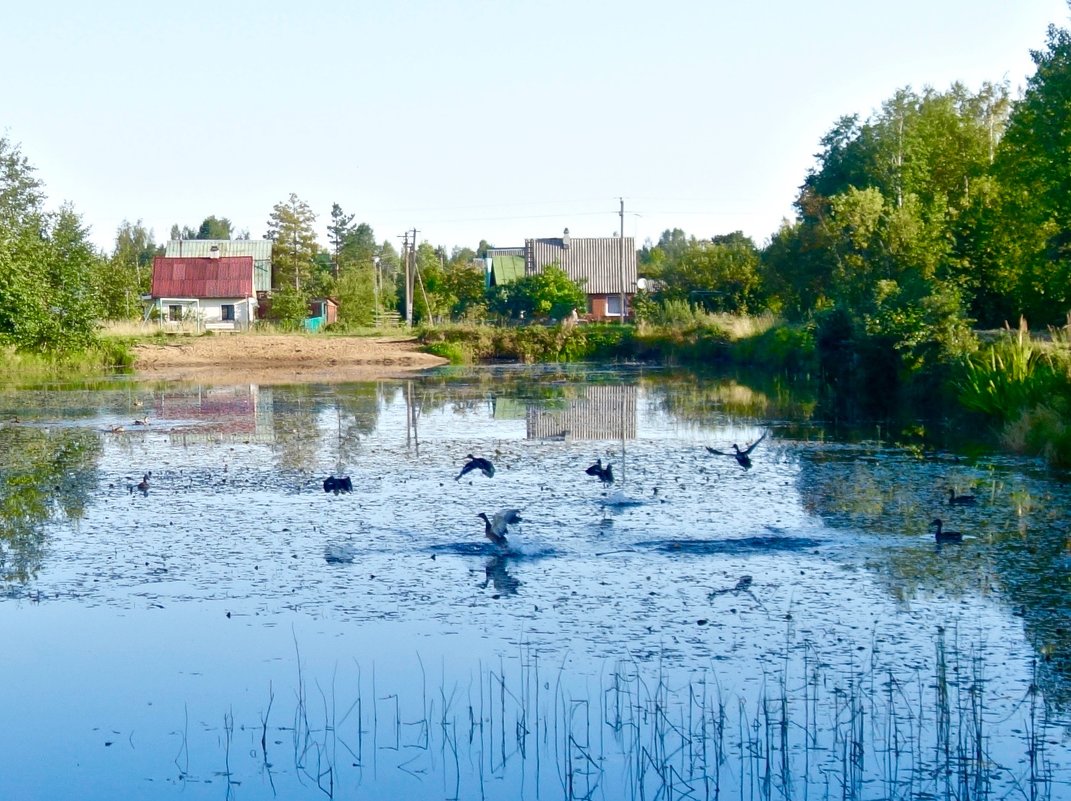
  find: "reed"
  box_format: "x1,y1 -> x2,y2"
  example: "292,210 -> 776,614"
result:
177,628 -> 1066,800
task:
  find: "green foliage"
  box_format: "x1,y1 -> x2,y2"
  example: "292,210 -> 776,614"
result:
266,193 -> 319,292
488,265 -> 586,322
97,219 -> 156,320
958,325 -> 1058,420
267,286 -> 309,331
419,323 -> 633,363
197,216 -> 232,239
643,231 -> 762,315
0,137 -> 102,353
635,296 -> 703,326
987,24 -> 1071,325
422,339 -> 470,364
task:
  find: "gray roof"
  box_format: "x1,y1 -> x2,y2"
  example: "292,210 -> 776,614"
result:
526,237 -> 637,295
164,239 -> 273,293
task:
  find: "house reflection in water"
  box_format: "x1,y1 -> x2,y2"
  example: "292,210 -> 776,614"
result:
525,385 -> 637,441
153,385 -> 275,443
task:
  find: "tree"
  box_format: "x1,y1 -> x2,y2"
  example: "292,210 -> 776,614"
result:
41,205 -> 102,347
96,220 -> 156,320
990,22 -> 1071,324
489,265 -> 586,321
658,232 -> 762,314
0,136 -> 100,350
327,203 -> 355,279
266,193 -> 318,293
197,216 -> 232,239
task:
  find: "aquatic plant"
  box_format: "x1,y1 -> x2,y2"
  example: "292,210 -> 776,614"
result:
172,629 -> 1064,800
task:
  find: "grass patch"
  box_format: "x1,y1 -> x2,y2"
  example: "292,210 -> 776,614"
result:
0,340 -> 134,382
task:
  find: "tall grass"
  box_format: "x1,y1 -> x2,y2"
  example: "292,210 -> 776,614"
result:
179,632 -> 1062,799
0,340 -> 134,382
958,319 -> 1071,465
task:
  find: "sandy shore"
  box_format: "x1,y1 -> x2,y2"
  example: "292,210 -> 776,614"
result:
132,334 -> 448,385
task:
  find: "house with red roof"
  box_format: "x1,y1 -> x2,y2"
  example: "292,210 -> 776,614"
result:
145,253 -> 258,331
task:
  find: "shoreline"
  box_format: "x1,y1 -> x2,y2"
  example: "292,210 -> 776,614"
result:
131,333 -> 448,385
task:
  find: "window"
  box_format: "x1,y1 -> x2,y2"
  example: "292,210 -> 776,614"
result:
168,305 -> 182,322
606,295 -> 623,317
221,304 -> 235,322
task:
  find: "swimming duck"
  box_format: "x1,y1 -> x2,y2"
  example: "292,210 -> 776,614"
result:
477,508 -> 523,546
931,518 -> 964,543
707,430 -> 767,469
585,458 -> 614,484
457,454 -> 495,481
136,472 -> 151,494
948,488 -> 977,506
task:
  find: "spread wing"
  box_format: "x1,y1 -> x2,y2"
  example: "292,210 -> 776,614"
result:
492,508 -> 523,530
706,446 -> 730,456
740,430 -> 768,456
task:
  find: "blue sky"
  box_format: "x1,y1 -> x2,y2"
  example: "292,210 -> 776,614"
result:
2,1 -> 1068,254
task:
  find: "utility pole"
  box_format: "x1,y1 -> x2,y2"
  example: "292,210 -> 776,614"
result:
619,197 -> 626,324
408,228 -> 418,326
399,231 -> 411,326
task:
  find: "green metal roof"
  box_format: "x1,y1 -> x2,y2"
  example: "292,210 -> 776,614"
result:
491,254 -> 525,285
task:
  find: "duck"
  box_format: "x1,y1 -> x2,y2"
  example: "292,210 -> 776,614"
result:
457,454 -> 495,481
323,475 -> 353,493
948,488 -> 977,506
707,430 -> 767,469
585,458 -> 614,484
931,518 -> 964,543
477,508 -> 523,546
136,472 -> 151,494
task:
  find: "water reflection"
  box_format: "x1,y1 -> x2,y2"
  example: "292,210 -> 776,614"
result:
527,384 -> 637,441
0,423 -> 101,585
481,553 -> 520,595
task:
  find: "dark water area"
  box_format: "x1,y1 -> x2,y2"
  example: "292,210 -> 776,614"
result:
0,364 -> 1069,800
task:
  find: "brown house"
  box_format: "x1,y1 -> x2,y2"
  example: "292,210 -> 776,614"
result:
488,229 -> 638,321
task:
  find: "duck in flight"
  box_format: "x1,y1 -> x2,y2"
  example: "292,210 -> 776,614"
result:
477,509 -> 523,546
948,488 -> 977,506
931,518 -> 964,543
707,430 -> 768,469
457,454 -> 495,481
323,475 -> 353,493
585,458 -> 614,484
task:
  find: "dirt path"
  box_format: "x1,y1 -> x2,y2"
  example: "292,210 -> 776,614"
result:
132,334 -> 447,385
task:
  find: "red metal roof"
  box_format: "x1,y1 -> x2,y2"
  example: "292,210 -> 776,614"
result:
151,256 -> 254,298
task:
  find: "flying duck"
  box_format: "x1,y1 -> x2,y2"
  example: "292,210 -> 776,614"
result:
457,454 -> 495,481
477,508 -> 523,546
585,458 -> 614,484
707,430 -> 768,469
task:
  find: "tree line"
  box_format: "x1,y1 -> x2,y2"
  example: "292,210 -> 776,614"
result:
2,17 -> 1071,352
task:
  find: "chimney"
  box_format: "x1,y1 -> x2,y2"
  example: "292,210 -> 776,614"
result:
562,227 -> 570,249
209,245 -> 221,259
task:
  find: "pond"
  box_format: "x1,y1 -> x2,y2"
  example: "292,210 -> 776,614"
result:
1,364 -> 1069,800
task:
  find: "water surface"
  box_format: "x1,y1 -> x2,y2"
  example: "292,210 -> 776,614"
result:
1,366 -> 1068,799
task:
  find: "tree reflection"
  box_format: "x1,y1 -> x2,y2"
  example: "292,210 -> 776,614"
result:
0,425 -> 101,584
270,387 -> 322,470
797,445 -> 1071,708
